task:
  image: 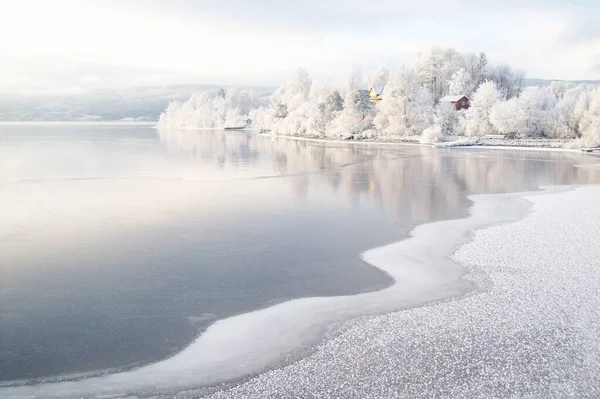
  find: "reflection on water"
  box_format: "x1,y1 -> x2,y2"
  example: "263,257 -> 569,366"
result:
1,124 -> 599,383
159,128 -> 600,223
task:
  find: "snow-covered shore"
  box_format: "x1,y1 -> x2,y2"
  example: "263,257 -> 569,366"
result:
7,183 -> 600,397
260,131 -> 592,154
206,184 -> 600,398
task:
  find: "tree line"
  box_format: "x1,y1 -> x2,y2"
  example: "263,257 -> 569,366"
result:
159,46 -> 600,146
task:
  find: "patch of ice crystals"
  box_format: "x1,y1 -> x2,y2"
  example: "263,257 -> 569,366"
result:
206,186 -> 600,398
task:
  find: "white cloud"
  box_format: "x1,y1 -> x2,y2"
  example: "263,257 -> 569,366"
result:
0,0 -> 598,95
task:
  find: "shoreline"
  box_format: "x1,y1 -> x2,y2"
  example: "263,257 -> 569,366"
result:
1,186 -> 560,399
265,133 -> 590,154
157,127 -> 593,155
206,184 -> 600,398
2,122 -> 593,155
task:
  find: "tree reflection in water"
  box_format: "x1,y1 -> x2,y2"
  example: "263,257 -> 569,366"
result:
158,128 -> 600,225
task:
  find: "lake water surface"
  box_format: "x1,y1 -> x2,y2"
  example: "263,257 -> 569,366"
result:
1,123 -> 600,385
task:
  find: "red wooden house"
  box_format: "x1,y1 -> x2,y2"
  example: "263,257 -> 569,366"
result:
440,95 -> 470,110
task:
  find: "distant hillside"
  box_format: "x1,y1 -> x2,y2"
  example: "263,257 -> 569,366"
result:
1,79 -> 598,122
0,85 -> 274,122
524,78 -> 600,87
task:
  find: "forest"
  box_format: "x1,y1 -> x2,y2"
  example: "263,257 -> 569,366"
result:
158,47 -> 600,147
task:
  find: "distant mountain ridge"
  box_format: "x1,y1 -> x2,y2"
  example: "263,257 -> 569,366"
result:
524,78 -> 600,87
0,85 -> 273,122
0,79 -> 598,122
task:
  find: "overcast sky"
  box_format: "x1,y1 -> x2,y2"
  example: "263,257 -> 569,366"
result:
1,0 -> 599,95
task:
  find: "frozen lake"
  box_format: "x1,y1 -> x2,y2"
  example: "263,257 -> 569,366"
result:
1,123 -> 600,395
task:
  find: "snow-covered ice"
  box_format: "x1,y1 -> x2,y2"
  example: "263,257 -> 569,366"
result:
200,185 -> 600,398
4,185 -> 600,398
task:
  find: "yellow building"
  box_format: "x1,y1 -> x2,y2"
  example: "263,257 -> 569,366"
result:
368,85 -> 384,102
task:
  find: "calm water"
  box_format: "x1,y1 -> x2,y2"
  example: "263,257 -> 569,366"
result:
1,123 -> 599,383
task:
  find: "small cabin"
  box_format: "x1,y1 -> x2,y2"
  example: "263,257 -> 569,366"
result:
368,85 -> 384,103
440,95 -> 470,110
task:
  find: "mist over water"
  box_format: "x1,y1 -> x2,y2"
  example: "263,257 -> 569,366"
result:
1,123 -> 600,392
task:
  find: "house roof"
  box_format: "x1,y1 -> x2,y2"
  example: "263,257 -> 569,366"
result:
370,85 -> 385,96
440,95 -> 469,102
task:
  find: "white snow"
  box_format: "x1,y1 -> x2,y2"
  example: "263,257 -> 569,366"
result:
203,185 -> 600,398
434,136 -> 585,152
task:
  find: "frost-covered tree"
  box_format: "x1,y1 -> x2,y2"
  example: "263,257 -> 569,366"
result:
420,103 -> 460,144
516,87 -> 556,137
157,47 -> 600,145
550,81 -> 568,100
488,84 -> 599,140
475,52 -> 489,84
435,102 -> 461,136
267,69 -> 315,135
579,88 -> 600,147
157,89 -> 261,130
414,46 -> 465,102
374,68 -> 434,137
461,52 -> 487,90
420,124 -> 443,144
328,72 -> 373,139
269,68 -> 311,122
546,85 -> 600,140
491,87 -> 556,138
227,89 -> 261,116
461,81 -> 502,137
448,68 -> 473,96
368,67 -> 390,88
488,64 -> 524,100
490,98 -> 522,138
301,85 -> 344,137
548,95 -> 579,139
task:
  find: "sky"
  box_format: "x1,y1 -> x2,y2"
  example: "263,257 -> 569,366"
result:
1,0 -> 599,95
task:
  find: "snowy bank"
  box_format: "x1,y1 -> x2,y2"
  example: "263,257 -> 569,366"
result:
260,132 -> 589,155
206,185 -> 600,399
2,184 -> 565,398
434,136 -> 585,152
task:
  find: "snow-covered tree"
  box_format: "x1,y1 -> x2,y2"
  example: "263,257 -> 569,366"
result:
490,98 -> 522,138
461,81 -> 502,137
269,68 -> 311,122
301,85 -> 344,136
420,124 -> 443,143
516,87 -> 556,137
157,89 -> 261,130
368,67 -> 390,88
448,68 -> 473,96
550,81 -> 568,100
374,68 -> 434,137
546,85 -> 600,140
328,72 -> 373,139
414,46 -> 465,102
157,46 -> 600,146
488,64 -> 524,99
475,52 -> 489,84
266,69 -> 315,135
579,88 -> 600,147
491,87 -> 556,138
435,102 -> 461,136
